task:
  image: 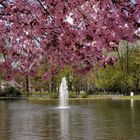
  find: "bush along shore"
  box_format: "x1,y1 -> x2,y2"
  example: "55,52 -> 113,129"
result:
0,86 -> 23,99
27,90 -> 140,101
27,91 -> 122,100
0,87 -> 139,100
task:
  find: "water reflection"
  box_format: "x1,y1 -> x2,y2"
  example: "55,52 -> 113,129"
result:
0,101 -> 10,140
60,109 -> 69,140
1,100 -> 140,140
131,99 -> 134,108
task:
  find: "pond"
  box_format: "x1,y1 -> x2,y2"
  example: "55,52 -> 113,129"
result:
0,99 -> 140,140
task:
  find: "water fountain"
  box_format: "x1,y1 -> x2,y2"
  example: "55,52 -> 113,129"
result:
58,77 -> 69,109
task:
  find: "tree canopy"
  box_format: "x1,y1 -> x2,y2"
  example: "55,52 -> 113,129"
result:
0,0 -> 140,80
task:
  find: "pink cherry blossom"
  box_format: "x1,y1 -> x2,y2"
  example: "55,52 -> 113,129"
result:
0,0 -> 139,79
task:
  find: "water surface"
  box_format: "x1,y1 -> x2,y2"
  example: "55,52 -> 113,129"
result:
0,99 -> 140,140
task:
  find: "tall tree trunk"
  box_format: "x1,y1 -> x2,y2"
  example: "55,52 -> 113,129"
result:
25,75 -> 29,97
126,42 -> 129,74
51,76 -> 56,92
126,42 -> 131,95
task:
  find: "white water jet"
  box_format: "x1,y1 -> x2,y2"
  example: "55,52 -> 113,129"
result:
58,77 -> 69,109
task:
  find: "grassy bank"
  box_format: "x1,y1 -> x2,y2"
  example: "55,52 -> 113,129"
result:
27,95 -> 140,101
27,97 -> 57,101
27,95 -> 117,101
1,95 -> 140,101
0,97 -> 25,100
117,95 -> 140,100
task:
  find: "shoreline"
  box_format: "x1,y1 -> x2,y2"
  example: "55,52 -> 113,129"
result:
0,97 -> 26,100
27,95 -> 140,101
1,95 -> 140,101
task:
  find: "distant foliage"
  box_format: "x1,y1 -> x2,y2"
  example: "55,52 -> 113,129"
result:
94,42 -> 140,95
29,91 -> 49,97
48,92 -> 58,98
80,91 -> 88,98
69,91 -> 77,98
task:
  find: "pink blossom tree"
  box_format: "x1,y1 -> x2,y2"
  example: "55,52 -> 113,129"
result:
0,0 -> 140,79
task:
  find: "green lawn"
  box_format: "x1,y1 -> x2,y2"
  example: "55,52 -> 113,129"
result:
118,95 -> 140,100
1,95 -> 140,101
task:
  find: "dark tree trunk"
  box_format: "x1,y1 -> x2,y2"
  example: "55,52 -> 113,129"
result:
25,75 -> 29,97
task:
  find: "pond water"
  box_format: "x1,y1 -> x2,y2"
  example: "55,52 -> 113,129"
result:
0,99 -> 140,140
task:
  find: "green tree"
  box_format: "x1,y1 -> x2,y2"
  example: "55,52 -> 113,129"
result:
93,41 -> 140,95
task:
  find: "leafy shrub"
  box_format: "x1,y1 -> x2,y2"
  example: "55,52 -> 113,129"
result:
48,92 -> 58,98
0,89 -> 6,97
0,86 -> 22,97
80,91 -> 88,98
69,91 -> 77,98
29,91 -> 49,97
